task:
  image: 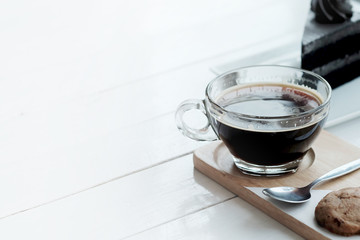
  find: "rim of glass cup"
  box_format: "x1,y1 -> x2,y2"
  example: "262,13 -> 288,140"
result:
205,65 -> 332,120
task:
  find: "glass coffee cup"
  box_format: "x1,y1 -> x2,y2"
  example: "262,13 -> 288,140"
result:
176,65 -> 331,176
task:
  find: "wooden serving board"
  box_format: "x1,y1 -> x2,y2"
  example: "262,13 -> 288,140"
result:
193,130 -> 360,240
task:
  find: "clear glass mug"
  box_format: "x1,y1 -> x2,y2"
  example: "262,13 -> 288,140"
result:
175,65 -> 331,176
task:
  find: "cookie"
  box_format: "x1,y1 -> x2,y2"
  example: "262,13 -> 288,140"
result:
315,187 -> 360,236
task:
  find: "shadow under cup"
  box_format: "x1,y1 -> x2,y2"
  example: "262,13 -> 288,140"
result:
176,66 -> 331,176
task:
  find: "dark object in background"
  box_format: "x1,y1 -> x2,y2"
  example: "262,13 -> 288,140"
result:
301,0 -> 360,88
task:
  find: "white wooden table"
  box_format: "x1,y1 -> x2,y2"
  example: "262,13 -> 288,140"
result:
1,0 -> 360,239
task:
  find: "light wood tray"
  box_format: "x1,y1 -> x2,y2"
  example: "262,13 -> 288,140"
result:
193,130 -> 360,239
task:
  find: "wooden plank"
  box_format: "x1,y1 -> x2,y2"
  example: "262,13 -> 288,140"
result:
0,112 -> 206,218
0,155 -> 235,239
193,130 -> 360,239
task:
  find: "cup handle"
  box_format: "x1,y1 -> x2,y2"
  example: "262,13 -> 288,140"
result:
175,99 -> 218,141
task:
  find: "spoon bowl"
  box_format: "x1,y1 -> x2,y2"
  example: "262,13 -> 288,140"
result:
263,186 -> 311,203
262,158 -> 360,203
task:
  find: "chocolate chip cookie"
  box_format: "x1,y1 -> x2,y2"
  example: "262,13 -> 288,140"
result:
315,187 -> 360,236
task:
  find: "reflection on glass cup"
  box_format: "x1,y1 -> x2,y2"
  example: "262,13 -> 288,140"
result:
176,65 -> 331,176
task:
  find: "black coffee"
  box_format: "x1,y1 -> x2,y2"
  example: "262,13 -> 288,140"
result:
211,83 -> 325,165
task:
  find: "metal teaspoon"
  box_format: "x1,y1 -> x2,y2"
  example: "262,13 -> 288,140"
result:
262,158 -> 360,203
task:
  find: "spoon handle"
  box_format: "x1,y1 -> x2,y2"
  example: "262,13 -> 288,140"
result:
308,158 -> 360,189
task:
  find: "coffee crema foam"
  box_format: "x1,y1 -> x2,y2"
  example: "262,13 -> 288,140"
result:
214,83 -> 325,132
